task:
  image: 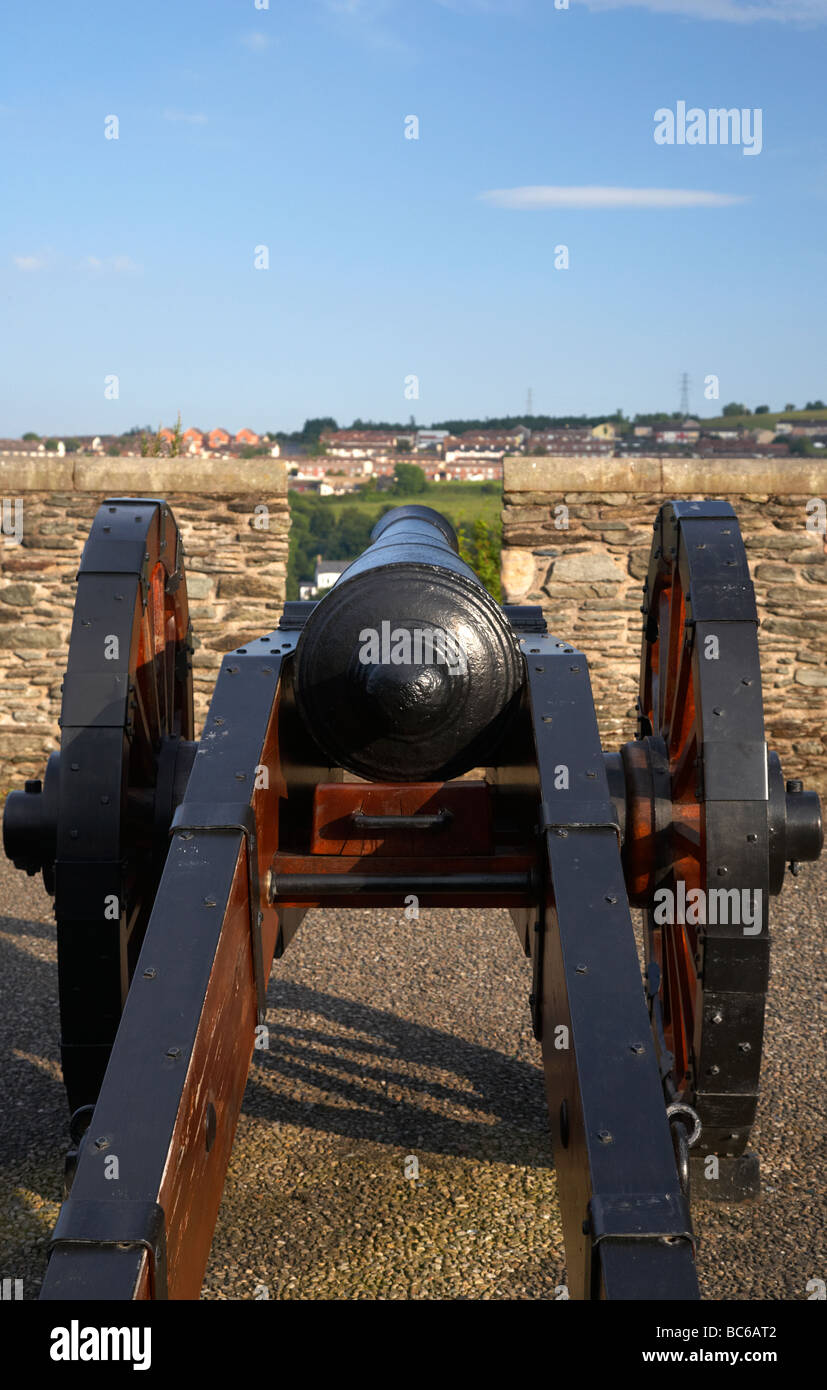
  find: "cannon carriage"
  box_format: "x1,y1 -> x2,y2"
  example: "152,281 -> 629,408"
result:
3,496 -> 822,1300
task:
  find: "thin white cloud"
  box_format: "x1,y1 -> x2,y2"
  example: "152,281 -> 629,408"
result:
13,254 -> 48,271
325,0 -> 386,14
577,0 -> 827,23
163,109 -> 208,125
240,31 -> 271,50
480,185 -> 747,208
433,0 -> 522,12
82,254 -> 141,273
321,0 -> 413,51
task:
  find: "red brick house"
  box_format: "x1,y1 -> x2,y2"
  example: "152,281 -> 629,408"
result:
182,427 -> 203,451
208,427 -> 231,450
235,428 -> 259,446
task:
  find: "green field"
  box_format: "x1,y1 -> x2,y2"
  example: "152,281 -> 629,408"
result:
302,481 -> 501,528
288,481 -> 502,600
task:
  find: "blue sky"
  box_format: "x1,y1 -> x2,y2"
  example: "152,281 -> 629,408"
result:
1,0 -> 826,435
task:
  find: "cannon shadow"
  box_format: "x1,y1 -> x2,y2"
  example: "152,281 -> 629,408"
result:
245,974 -> 554,1171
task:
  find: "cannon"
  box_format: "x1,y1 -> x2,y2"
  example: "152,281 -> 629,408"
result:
2,496 -> 822,1300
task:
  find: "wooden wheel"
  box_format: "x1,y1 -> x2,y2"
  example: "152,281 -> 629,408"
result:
623,502 -> 776,1156
4,499 -> 196,1118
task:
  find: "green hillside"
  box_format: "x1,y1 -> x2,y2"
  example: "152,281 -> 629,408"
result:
698,408 -> 827,432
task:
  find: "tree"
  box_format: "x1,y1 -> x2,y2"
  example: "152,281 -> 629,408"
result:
784,404 -> 796,412
458,520 -> 501,601
22,431 -> 39,441
302,417 -> 337,444
64,439 -> 81,453
45,439 -> 58,451
722,402 -> 748,417
755,405 -> 770,414
168,412 -> 183,457
805,400 -> 826,410
392,462 -> 426,495
788,436 -> 816,457
140,424 -> 165,457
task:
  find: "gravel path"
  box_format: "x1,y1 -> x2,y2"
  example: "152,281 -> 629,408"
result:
0,847 -> 823,1300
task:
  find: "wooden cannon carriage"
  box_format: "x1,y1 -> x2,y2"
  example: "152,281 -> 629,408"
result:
3,498 -> 822,1300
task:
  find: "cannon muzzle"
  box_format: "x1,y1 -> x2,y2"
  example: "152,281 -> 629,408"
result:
293,505 -> 524,781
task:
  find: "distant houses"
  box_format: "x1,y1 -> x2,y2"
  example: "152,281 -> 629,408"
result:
182,427 -> 203,453
1,411 -> 818,474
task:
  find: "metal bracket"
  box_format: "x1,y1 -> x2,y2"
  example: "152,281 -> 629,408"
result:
588,1191 -> 695,1255
543,819 -> 621,846
49,1198 -> 168,1299
169,800 -> 266,1021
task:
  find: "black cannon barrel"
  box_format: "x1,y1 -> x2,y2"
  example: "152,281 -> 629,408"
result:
293,505 -> 524,781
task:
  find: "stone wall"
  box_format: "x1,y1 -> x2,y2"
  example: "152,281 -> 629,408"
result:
502,457 -> 827,795
0,457 -> 288,785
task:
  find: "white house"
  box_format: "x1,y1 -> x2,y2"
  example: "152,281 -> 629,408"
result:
314,558 -> 351,592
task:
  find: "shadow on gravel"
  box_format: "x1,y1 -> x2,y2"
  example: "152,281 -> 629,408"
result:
245,979 -> 554,1170
0,920 -> 66,1159
0,914 -> 67,1298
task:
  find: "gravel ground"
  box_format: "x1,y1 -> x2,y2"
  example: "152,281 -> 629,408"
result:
0,847 -> 824,1301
